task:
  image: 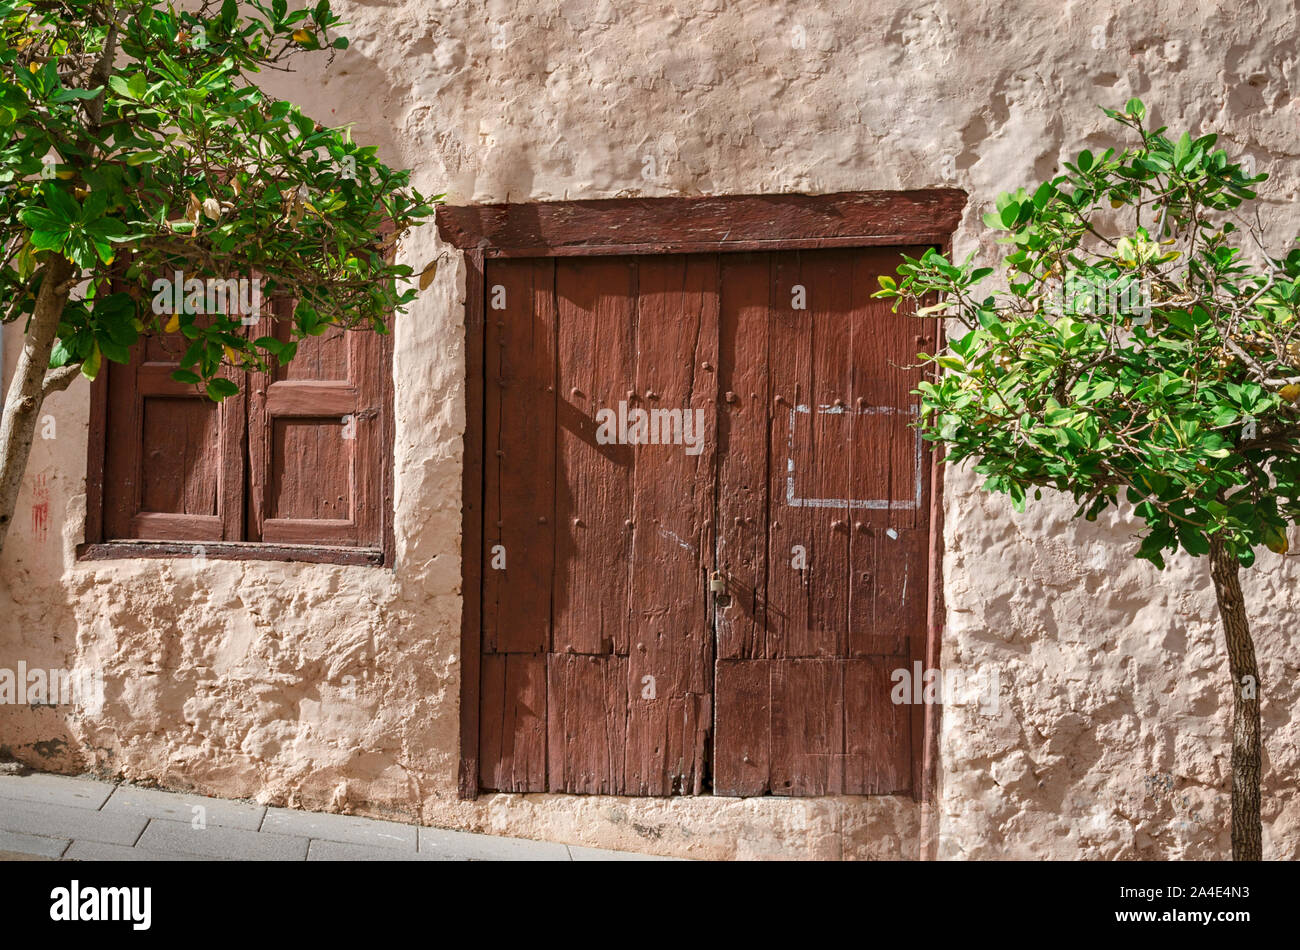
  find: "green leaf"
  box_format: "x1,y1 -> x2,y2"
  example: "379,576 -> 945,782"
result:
1263,523 -> 1289,554
206,377 -> 239,401
49,339 -> 76,369
107,75 -> 134,98
42,183 -> 80,221
1089,380 -> 1116,401
29,229 -> 68,252
81,343 -> 101,381
1177,523 -> 1210,556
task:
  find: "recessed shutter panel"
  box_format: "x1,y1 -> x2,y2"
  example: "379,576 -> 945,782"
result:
103,314 -> 245,542
247,297 -> 387,549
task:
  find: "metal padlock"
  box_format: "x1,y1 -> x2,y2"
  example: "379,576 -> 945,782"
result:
709,571 -> 725,593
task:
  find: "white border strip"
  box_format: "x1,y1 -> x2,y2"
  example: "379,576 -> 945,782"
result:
785,404 -> 922,510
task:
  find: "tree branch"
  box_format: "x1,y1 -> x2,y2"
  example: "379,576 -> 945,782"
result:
41,363 -> 83,398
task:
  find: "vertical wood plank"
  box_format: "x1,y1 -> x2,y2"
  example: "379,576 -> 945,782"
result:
246,302 -> 272,543
919,288 -> 947,808
459,248 -> 485,799
713,658 -> 770,796
380,312 -> 397,567
715,253 -> 772,660
770,658 -> 844,796
552,258 -> 637,656
806,250 -> 855,658
547,653 -> 628,793
624,255 -> 717,795
843,657 -> 911,794
351,310 -> 388,550
482,259 -> 557,654
479,653 -> 547,792
766,250 -> 854,659
84,372 -> 108,544
843,247 -> 928,657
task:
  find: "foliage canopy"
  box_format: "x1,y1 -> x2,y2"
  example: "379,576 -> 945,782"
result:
0,0 -> 436,399
877,100 -> 1300,569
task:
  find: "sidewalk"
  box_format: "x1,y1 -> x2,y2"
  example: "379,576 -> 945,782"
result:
0,771 -> 668,861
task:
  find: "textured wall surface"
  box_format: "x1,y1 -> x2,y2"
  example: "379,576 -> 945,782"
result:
2,0 -> 1299,859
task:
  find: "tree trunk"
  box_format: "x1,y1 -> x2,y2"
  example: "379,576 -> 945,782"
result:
0,257 -> 74,555
0,14 -> 115,555
1207,536 -> 1263,861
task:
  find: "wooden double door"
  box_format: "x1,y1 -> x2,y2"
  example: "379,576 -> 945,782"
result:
477,247 -> 933,797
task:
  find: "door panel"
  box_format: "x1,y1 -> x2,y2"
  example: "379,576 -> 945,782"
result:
712,247 -> 932,797
553,257 -> 637,657
624,255 -> 717,795
479,247 -> 932,797
482,259 -> 556,655
482,255 -> 719,795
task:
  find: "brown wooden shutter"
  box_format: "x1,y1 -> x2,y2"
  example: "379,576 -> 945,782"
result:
103,321 -> 245,542
246,297 -> 389,549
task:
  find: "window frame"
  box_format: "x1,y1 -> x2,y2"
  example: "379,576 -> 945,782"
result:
79,311 -> 396,568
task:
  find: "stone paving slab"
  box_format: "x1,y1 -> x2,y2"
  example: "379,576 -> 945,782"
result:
102,785 -> 266,831
262,806 -> 418,851
306,838 -> 451,861
135,818 -> 310,861
0,772 -> 114,810
0,772 -> 670,861
0,797 -> 147,846
64,842 -> 226,868
0,828 -> 69,859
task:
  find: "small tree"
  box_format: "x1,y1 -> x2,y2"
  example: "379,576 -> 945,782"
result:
0,0 -> 436,553
876,100 -> 1299,861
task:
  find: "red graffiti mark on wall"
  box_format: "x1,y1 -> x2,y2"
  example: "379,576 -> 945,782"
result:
31,472 -> 49,542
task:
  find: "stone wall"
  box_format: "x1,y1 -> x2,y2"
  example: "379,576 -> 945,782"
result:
2,0 -> 1298,858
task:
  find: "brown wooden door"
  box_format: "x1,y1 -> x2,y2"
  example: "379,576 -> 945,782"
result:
478,247 -> 931,797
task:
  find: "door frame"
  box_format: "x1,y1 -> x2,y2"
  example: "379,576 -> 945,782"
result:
436,189 -> 967,801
